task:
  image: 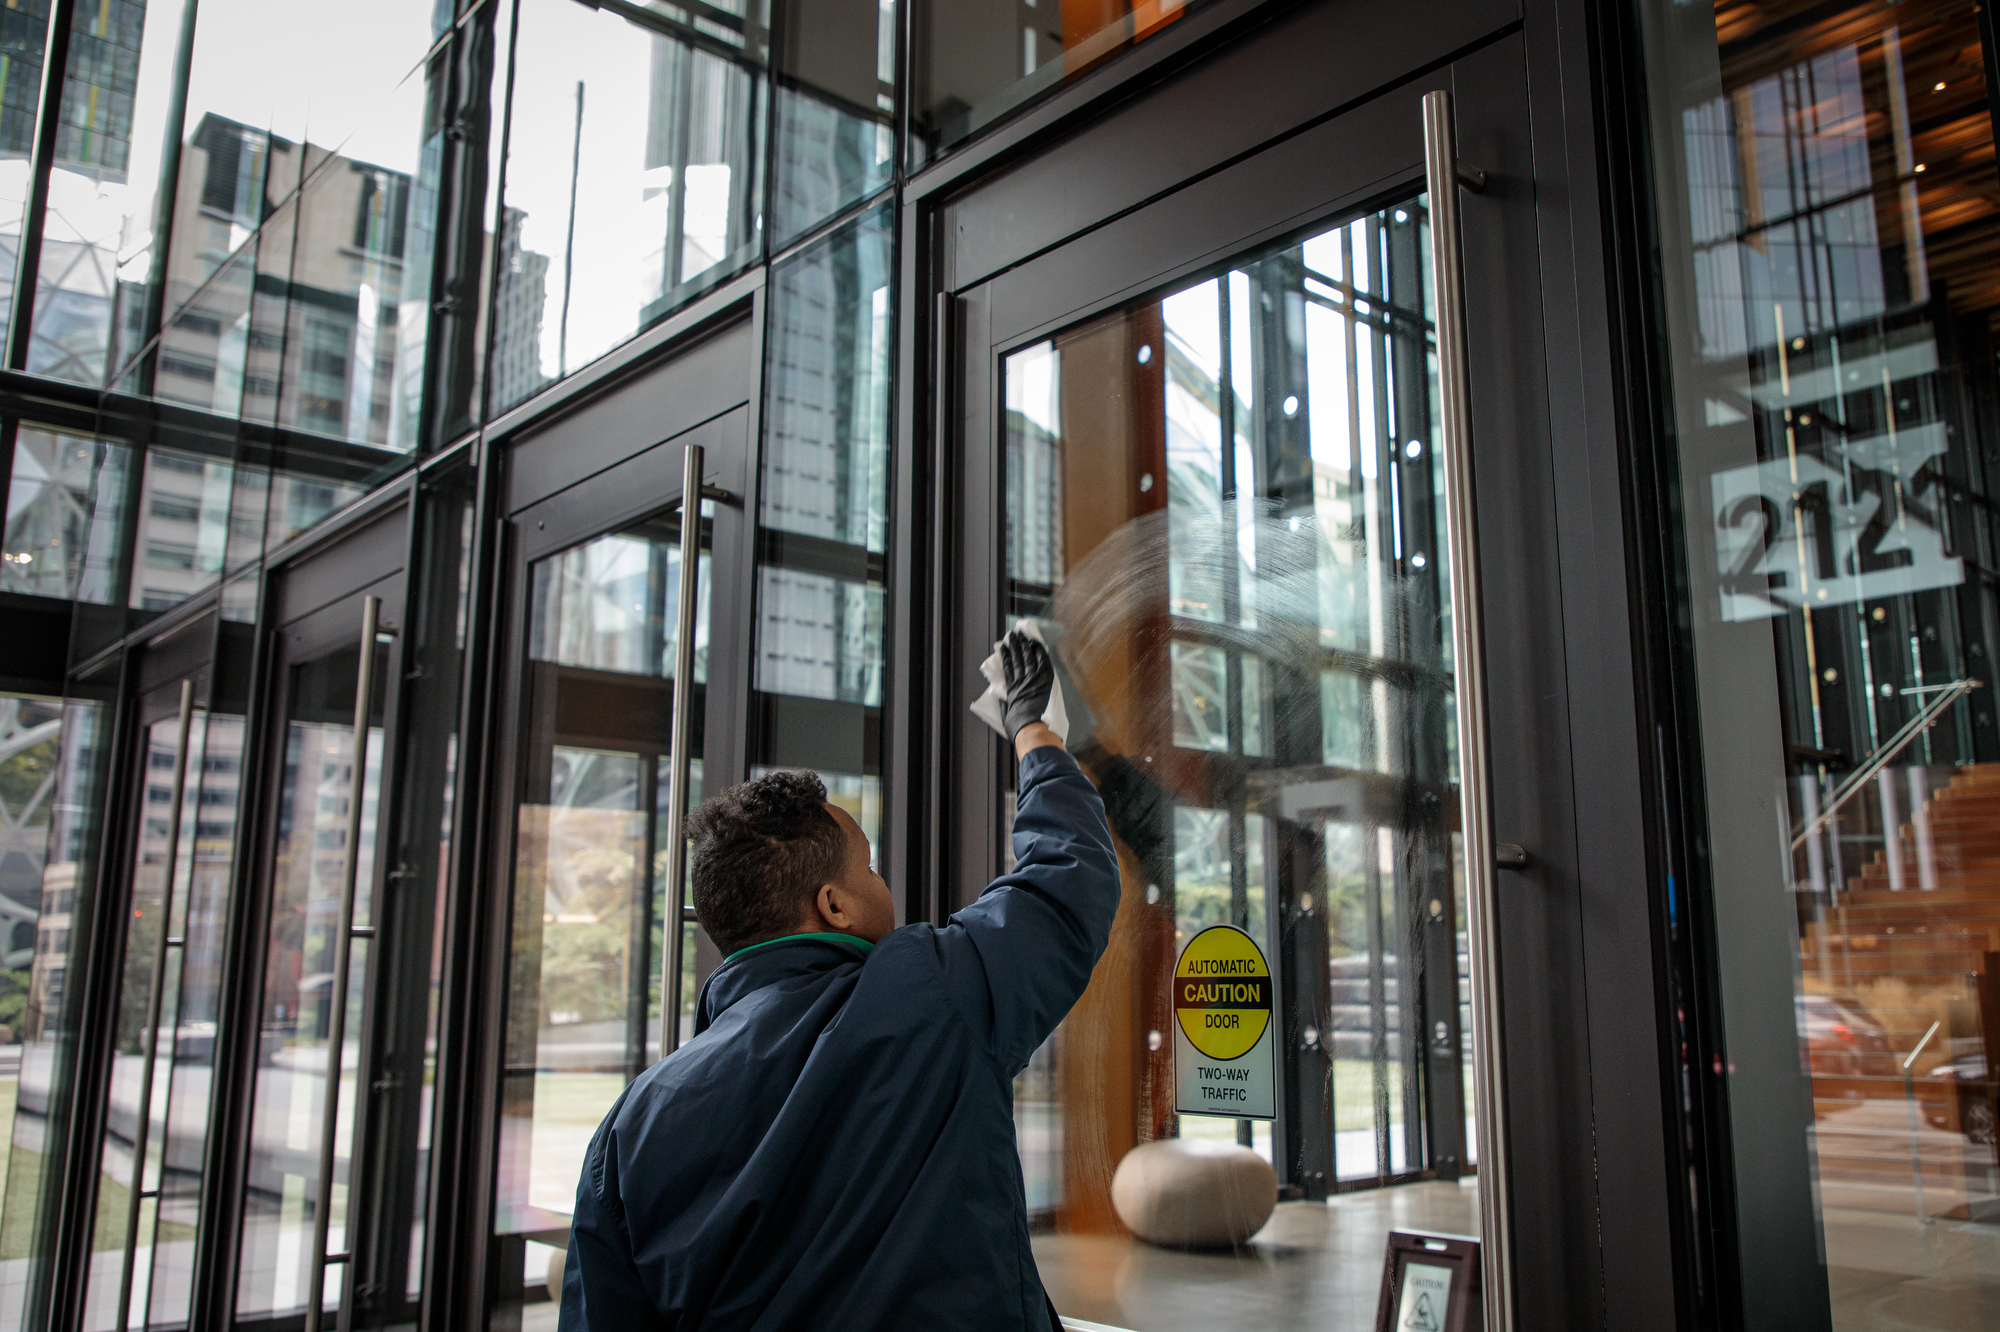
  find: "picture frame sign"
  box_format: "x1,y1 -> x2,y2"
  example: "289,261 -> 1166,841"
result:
1374,1231 -> 1481,1332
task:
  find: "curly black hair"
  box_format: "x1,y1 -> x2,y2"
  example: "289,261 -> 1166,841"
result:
688,769 -> 849,956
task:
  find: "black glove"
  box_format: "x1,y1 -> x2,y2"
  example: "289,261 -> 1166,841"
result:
1000,630 -> 1056,740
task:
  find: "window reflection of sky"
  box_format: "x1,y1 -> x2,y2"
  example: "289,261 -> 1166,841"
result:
502,0 -> 761,395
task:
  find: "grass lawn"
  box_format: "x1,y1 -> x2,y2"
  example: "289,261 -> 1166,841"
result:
0,1076 -> 195,1261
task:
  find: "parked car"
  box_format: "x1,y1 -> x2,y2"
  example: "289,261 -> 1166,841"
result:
1796,993 -> 1895,1083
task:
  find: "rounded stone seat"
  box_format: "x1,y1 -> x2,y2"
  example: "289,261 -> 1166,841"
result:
1110,1137 -> 1278,1248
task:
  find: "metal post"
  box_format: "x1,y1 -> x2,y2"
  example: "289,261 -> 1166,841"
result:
305,595 -> 382,1332
660,445 -> 704,1054
1422,87 -> 1512,1332
6,0 -> 78,371
559,80 -> 583,379
115,678 -> 195,1329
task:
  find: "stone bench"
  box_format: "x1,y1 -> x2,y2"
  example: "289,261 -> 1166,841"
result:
1110,1137 -> 1278,1248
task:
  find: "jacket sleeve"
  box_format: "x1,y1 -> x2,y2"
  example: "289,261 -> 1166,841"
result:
932,745 -> 1121,1077
558,1117 -> 672,1331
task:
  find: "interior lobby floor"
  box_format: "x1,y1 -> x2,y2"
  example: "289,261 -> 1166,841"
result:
1823,1208 -> 2000,1330
1037,1178 -> 1480,1332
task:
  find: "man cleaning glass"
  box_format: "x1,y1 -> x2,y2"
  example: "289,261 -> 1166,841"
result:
559,625 -> 1117,1330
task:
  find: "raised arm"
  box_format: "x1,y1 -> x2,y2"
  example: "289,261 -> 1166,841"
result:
937,632 -> 1121,1075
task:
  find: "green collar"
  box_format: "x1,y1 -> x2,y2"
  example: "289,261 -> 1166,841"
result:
723,931 -> 876,965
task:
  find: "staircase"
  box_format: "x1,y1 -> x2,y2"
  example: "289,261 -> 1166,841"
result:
1816,766 -> 2000,994
1855,765 -> 2000,896
1798,764 -> 2000,1216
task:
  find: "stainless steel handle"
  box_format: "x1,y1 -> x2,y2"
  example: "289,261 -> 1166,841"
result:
116,676 -> 195,1328
660,444 -> 704,1055
306,594 -> 382,1332
1423,87 -> 1512,1332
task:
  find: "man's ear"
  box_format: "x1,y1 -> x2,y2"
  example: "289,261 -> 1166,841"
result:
819,880 -> 874,931
815,881 -> 847,929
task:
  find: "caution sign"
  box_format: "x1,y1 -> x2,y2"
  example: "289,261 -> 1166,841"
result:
1173,925 -> 1276,1119
1394,1261 -> 1455,1331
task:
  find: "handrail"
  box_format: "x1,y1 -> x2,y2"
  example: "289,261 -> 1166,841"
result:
1903,1019 -> 1941,1073
1790,677 -> 1981,852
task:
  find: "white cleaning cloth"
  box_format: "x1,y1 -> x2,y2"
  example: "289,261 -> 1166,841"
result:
970,620 -> 1070,744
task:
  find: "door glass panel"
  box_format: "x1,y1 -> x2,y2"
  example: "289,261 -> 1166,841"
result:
236,631 -> 389,1321
146,702 -> 241,1329
77,655 -> 247,1332
491,499 -> 712,1327
1640,2 -> 2000,1325
999,201 -> 1480,1328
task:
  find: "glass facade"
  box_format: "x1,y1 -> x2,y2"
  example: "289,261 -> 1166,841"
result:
0,0 -> 1185,652
2,0 -> 1997,1329
1642,1 -> 2000,1327
234,629 -> 388,1323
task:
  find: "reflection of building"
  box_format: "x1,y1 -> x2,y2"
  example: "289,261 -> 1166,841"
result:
491,206 -> 549,410
263,722 -> 359,1035
125,448 -> 233,612
0,0 -> 51,154
753,213 -> 889,794
1,426 -> 95,599
155,113 -> 416,449
24,696 -> 89,1042
29,0 -> 145,385
0,698 -> 62,986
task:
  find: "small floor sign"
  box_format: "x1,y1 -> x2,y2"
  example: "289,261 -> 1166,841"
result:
1173,924 -> 1276,1119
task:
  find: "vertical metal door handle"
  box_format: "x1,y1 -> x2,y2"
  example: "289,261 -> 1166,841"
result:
116,676 -> 195,1327
660,444 -> 704,1055
307,593 -> 381,1332
1423,87 -> 1512,1332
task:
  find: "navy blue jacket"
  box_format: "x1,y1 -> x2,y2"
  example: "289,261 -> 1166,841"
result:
559,746 -> 1119,1331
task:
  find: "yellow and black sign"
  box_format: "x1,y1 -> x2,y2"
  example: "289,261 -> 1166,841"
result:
1174,927 -> 1272,1059
1172,925 -> 1276,1119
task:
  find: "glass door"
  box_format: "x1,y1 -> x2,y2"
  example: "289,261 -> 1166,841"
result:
233,578 -> 404,1329
488,420 -> 751,1330
79,608 -> 254,1332
995,194 -> 1476,1308
947,71 -> 1553,1332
